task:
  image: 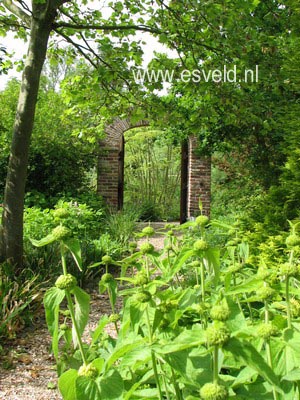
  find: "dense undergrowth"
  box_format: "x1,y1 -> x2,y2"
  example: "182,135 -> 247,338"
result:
29,211 -> 300,399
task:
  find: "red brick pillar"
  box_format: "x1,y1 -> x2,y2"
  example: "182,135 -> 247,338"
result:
97,145 -> 119,210
188,135 -> 211,218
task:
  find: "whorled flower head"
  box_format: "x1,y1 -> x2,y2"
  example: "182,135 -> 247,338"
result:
134,271 -> 149,286
55,274 -> 77,290
52,225 -> 71,241
78,363 -> 98,379
53,208 -> 70,220
196,215 -> 209,227
206,321 -> 230,346
291,298 -> 300,317
257,323 -> 279,340
210,302 -> 230,322
286,234 -> 300,248
109,313 -> 120,323
140,242 -> 154,254
101,273 -> 114,284
256,286 -> 276,301
279,262 -> 298,277
129,241 -> 138,250
102,255 -> 112,265
133,290 -> 152,304
159,299 -> 178,313
227,264 -> 242,274
193,239 -> 209,251
256,267 -> 271,280
142,226 -> 155,237
59,323 -> 68,331
200,382 -> 228,400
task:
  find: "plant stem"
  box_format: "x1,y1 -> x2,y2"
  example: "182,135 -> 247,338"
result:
145,306 -> 163,400
200,261 -> 205,302
266,340 -> 278,400
213,345 -> 219,383
61,244 -> 67,275
65,291 -> 87,365
286,275 -> 292,328
171,367 -> 182,400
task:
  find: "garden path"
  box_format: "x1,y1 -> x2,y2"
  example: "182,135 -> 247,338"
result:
0,222 -> 178,399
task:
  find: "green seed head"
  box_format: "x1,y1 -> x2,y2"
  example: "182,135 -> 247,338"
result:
134,271 -> 149,286
196,215 -> 209,227
210,303 -> 230,322
190,260 -> 201,268
167,230 -> 174,236
101,273 -> 114,284
59,323 -> 68,331
109,313 -> 120,323
257,323 -> 279,340
140,242 -> 154,254
142,226 -> 155,237
102,255 -> 112,265
133,290 -> 152,303
53,208 -> 70,219
286,234 -> 300,248
227,264 -> 242,273
200,382 -> 228,400
291,298 -> 300,317
256,286 -> 276,301
206,321 -> 230,346
279,262 -> 298,277
194,239 -> 209,251
52,225 -> 71,241
55,274 -> 77,290
257,267 -> 271,280
78,364 -> 98,379
129,241 -> 138,250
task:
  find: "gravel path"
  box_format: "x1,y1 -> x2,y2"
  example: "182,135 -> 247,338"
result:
0,222 -> 179,399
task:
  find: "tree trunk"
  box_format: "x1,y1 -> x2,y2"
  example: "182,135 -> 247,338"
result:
0,12 -> 53,269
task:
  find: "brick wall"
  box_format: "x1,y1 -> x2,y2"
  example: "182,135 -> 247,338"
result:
97,120 -> 211,218
187,135 -> 211,217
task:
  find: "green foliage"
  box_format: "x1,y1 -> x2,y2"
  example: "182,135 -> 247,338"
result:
38,216 -> 300,399
0,265 -> 42,339
124,127 -> 181,221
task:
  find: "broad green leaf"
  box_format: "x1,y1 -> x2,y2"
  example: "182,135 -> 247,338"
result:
99,369 -> 124,399
226,278 -> 263,295
92,315 -> 110,344
72,286 -> 90,348
43,287 -> 65,358
224,337 -> 282,391
30,232 -> 57,247
65,238 -> 82,271
58,369 -> 78,400
76,376 -> 101,400
157,325 -> 206,354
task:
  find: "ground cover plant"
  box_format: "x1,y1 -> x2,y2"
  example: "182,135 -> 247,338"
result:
31,209 -> 300,399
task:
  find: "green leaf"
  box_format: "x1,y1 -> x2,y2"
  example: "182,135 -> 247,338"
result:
226,278 -> 263,295
99,369 -> 124,399
76,376 -> 101,400
65,238 -> 82,271
72,287 -> 90,348
224,337 -> 282,391
58,369 -> 78,400
43,287 -> 65,358
92,315 -> 110,344
157,325 -> 206,354
30,232 -> 57,247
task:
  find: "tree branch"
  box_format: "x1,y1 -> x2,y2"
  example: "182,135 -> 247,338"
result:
53,21 -> 161,34
2,0 -> 31,27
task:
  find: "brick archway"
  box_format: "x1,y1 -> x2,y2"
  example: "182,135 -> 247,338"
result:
97,117 -> 211,221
